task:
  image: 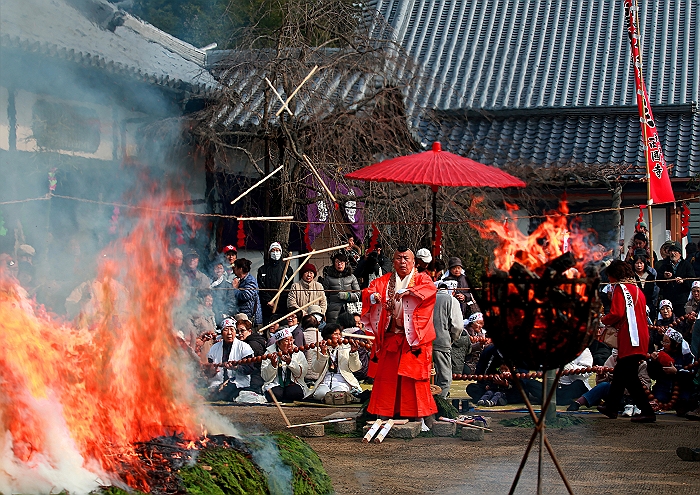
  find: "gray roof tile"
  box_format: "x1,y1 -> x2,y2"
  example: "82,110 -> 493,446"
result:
371,0 -> 700,178
0,0 -> 217,94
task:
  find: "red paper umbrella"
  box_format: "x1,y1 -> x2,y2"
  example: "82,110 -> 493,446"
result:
345,142 -> 526,254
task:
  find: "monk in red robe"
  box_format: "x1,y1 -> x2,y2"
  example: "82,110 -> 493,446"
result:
361,246 -> 438,419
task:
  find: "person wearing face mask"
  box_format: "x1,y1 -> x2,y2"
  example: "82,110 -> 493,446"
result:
257,242 -> 294,325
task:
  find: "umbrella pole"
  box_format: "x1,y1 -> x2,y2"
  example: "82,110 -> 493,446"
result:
431,186 -> 438,258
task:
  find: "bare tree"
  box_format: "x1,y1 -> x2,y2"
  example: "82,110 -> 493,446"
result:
190,0 -> 429,251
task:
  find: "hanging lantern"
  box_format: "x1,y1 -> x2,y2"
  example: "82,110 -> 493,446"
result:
237,220 -> 246,248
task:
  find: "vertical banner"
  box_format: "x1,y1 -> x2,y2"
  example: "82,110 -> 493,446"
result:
625,0 -> 675,204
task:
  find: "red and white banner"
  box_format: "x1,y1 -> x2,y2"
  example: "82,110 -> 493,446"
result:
625,0 -> 675,204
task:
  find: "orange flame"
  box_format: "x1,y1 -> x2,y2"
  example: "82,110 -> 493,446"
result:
0,192 -> 200,492
474,200 -> 597,275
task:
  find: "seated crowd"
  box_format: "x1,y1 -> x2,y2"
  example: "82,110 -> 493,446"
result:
5,231 -> 699,417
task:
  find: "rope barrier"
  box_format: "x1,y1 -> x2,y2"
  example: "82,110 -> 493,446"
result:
452,366 -> 615,381
3,192 -> 698,224
203,335 -> 373,368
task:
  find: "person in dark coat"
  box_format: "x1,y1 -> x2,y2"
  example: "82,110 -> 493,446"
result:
321,252 -> 360,324
629,250 -> 658,320
656,242 -> 695,318
257,242 -> 294,324
232,258 -> 263,325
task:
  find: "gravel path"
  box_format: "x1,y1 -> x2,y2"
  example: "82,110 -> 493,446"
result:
216,404 -> 700,494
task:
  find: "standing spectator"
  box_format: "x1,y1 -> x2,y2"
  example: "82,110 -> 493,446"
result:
657,242 -> 695,318
258,242 -> 294,324
687,242 -> 700,276
415,248 -> 433,275
204,318 -> 255,401
210,260 -> 237,327
287,263 -> 327,316
437,257 -> 480,317
232,258 -> 262,325
655,240 -> 674,269
624,232 -> 657,265
261,328 -> 310,402
354,251 -> 384,289
181,249 -> 211,304
343,235 -> 362,270
321,252 -> 360,324
597,260 -> 656,422
222,245 -> 237,282
432,284 -> 464,397
630,250 -> 658,319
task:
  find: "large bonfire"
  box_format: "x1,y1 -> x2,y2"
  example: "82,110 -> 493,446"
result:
0,193 -> 203,493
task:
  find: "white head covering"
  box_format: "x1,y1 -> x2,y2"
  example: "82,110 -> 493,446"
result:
416,248 -> 432,263
467,312 -> 484,324
274,327 -> 293,342
658,299 -> 673,320
665,328 -> 693,357
269,242 -> 282,252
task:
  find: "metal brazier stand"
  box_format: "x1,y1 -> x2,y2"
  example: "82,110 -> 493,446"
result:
479,274 -> 602,494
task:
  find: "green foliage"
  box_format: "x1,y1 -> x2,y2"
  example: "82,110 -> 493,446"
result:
127,0 -> 239,49
433,394 -> 459,419
180,447 -> 270,494
273,432 -> 334,495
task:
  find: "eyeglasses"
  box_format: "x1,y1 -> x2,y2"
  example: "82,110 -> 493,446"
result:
287,315 -> 298,320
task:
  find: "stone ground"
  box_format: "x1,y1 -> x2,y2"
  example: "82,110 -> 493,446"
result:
215,403 -> 700,495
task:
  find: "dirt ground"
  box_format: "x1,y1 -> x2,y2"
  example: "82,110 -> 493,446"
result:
214,403 -> 700,495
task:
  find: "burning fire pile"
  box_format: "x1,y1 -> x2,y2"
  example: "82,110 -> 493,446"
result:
0,193 -> 251,494
473,201 -> 603,369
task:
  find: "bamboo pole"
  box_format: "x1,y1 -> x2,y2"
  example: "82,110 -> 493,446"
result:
270,253 -> 313,306
236,216 -> 293,222
303,154 -> 337,204
271,252 -> 292,313
264,78 -> 293,116
282,243 -> 349,261
269,391 -> 292,427
258,297 -> 324,333
230,165 -> 284,205
275,65 -> 319,116
341,332 -> 375,341
287,417 -> 353,428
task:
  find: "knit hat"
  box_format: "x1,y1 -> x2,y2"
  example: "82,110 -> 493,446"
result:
269,242 -> 282,252
416,248 -> 432,263
274,328 -> 293,342
448,257 -> 463,269
300,263 -> 317,275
